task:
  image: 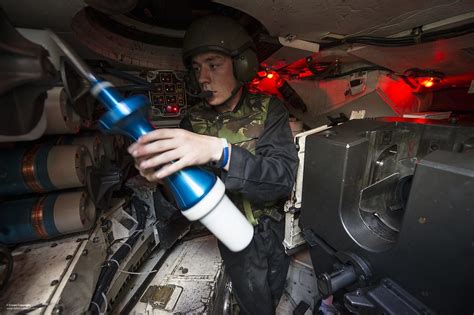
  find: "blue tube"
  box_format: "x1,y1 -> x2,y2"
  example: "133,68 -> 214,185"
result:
48,32 -> 217,210
92,81 -> 216,210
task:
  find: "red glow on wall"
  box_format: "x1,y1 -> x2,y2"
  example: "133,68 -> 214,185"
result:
433,51 -> 446,63
377,75 -> 420,114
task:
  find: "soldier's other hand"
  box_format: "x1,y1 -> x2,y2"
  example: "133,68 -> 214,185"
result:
127,129 -> 223,181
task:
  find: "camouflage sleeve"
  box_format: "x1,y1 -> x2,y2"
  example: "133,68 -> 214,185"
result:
179,114 -> 194,131
223,97 -> 299,204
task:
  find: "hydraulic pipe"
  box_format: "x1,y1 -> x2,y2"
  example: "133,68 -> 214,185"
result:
49,32 -> 253,252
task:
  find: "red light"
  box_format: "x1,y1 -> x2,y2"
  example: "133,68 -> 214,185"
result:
421,78 -> 434,88
248,70 -> 284,96
165,105 -> 179,113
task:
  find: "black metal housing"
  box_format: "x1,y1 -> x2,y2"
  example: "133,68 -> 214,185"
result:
299,118 -> 474,314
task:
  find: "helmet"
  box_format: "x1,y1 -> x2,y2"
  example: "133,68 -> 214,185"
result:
182,15 -> 259,83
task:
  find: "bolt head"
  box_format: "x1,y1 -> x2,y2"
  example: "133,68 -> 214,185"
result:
69,273 -> 78,282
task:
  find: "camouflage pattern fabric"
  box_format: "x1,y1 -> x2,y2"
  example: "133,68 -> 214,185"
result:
188,92 -> 283,224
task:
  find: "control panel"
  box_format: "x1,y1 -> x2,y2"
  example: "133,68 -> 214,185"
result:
146,70 -> 187,121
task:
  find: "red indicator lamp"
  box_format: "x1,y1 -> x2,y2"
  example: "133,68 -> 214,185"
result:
421,77 -> 435,88
165,105 -> 179,113
404,68 -> 444,90
249,70 -> 283,95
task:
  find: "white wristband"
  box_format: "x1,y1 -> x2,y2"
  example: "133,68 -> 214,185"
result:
211,138 -> 229,168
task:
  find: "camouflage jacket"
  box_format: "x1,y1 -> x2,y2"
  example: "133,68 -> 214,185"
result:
182,90 -> 298,225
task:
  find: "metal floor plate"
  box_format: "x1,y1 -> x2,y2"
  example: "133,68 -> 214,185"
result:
0,234 -> 88,314
131,235 -> 223,314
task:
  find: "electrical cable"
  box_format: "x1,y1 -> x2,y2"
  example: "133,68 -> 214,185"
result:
101,293 -> 108,315
104,228 -> 145,257
325,66 -> 393,79
302,65 -> 393,81
117,268 -> 158,275
88,197 -> 149,314
114,84 -> 151,92
319,22 -> 474,49
100,66 -> 153,88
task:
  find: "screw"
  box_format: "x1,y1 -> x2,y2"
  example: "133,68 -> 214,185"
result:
93,236 -> 100,243
82,249 -> 88,256
418,217 -> 427,224
69,273 -> 78,282
52,304 -> 63,315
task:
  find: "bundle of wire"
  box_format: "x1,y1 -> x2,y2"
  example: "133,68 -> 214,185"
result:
89,197 -> 148,314
320,22 -> 474,49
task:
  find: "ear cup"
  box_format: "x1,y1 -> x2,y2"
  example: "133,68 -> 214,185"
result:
233,49 -> 259,83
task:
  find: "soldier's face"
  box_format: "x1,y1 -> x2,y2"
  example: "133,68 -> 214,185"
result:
192,52 -> 238,106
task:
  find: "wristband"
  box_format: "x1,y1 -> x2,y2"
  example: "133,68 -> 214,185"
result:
219,138 -> 229,169
211,138 -> 229,168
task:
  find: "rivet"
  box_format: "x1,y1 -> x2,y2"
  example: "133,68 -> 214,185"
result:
52,304 -> 63,315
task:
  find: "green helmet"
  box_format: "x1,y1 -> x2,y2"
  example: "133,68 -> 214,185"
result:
182,15 -> 259,83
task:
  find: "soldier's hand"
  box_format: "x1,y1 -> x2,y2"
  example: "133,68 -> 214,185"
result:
132,155 -> 164,184
127,128 -> 224,181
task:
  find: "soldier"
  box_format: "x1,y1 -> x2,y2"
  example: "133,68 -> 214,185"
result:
128,15 -> 298,314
